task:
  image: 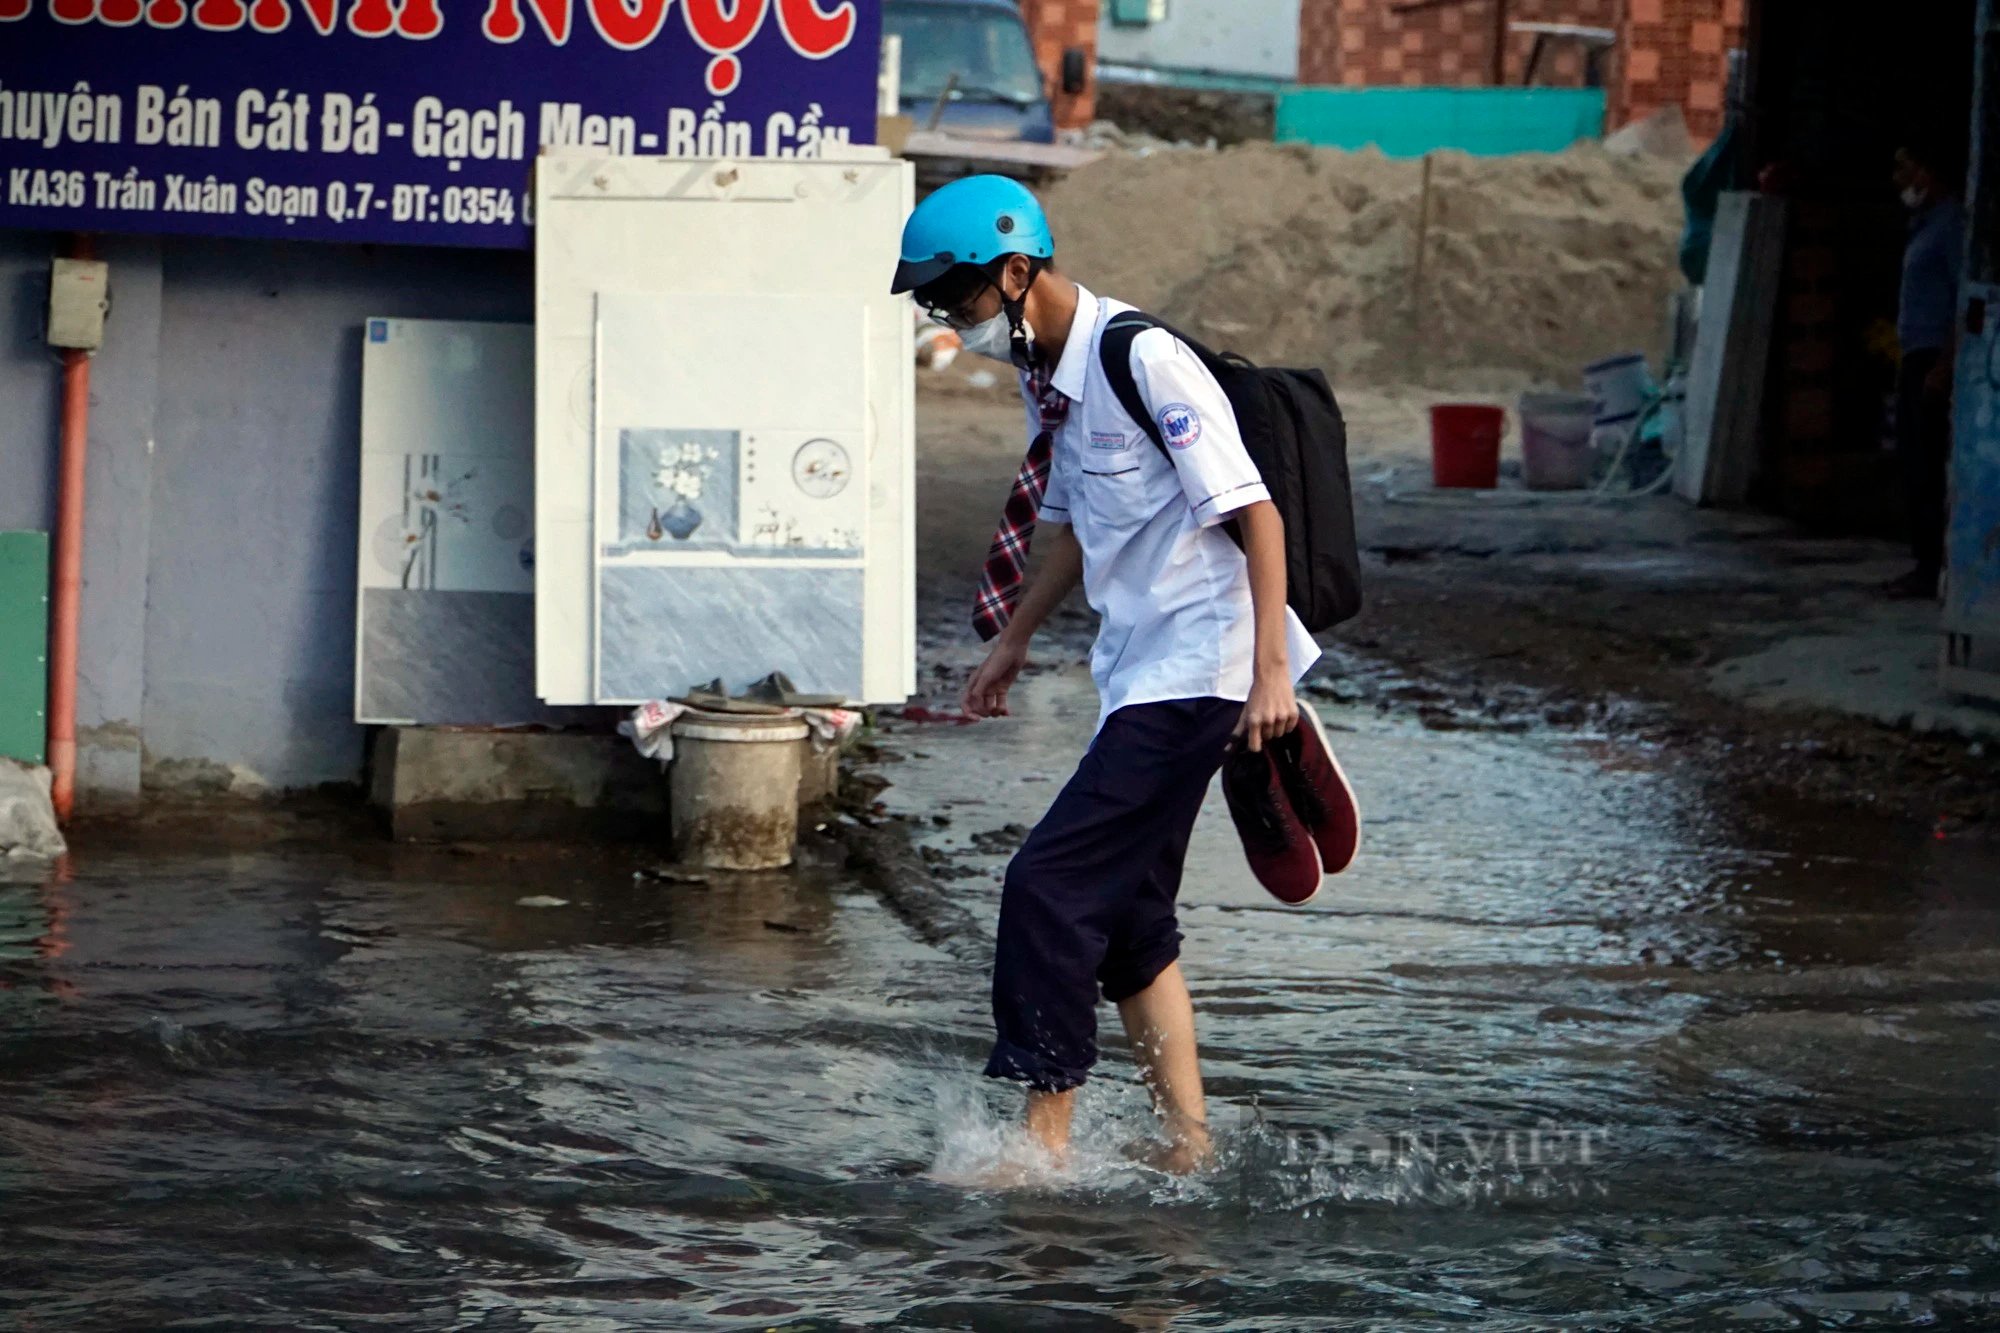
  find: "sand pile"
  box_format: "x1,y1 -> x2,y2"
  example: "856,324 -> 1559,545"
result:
1041,141 -> 1687,389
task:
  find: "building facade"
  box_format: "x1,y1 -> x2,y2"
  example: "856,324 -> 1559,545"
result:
1097,0 -> 1304,82
1021,0 -> 1106,127
0,5 -> 882,806
1298,0 -> 1748,142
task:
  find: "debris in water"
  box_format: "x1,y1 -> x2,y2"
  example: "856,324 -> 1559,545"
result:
639,865 -> 711,885
970,823 -> 1032,854
892,706 -> 978,725
516,895 -> 569,908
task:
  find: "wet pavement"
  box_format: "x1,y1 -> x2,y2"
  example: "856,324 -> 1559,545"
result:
4,667 -> 1999,1329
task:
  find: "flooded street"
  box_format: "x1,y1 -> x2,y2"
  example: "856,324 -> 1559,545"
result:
4,668 -> 1997,1329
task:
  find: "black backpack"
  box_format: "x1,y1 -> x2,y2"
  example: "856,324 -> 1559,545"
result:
1098,312 -> 1363,632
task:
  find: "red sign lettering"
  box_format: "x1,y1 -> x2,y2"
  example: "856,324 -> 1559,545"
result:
191,0 -> 245,30
776,0 -> 852,59
397,0 -> 439,37
349,0 -> 437,37
682,0 -> 764,51
482,0 -> 570,45
683,0 -> 766,93
347,0 -> 389,34
13,0 -> 861,60
587,0 -> 667,51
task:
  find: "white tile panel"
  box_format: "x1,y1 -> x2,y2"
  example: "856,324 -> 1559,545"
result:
535,154 -> 915,705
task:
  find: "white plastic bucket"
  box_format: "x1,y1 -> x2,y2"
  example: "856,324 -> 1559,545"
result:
1582,351 -> 1652,428
669,710 -> 810,870
1518,392 -> 1598,491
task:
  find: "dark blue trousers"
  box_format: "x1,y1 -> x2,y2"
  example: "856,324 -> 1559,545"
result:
985,696 -> 1241,1092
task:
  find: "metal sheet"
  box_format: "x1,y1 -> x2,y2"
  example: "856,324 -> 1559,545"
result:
1944,0 -> 2000,698
1676,191 -> 1789,506
0,531 -> 49,766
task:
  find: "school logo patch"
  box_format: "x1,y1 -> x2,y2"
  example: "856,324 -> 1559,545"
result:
1089,429 -> 1130,452
1157,403 -> 1202,450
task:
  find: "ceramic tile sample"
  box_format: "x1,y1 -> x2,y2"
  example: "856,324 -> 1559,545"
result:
358,590 -> 595,727
611,428 -> 742,555
356,319 -> 547,725
597,566 -> 864,702
534,155 -> 916,706
362,452 -> 535,592
739,431 -> 866,556
591,292 -> 870,701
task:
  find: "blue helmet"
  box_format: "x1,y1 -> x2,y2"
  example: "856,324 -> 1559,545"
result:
892,175 -> 1054,294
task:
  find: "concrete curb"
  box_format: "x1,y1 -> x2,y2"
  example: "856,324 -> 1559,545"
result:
830,817 -> 988,964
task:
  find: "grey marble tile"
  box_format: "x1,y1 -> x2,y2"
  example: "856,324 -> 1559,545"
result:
598,566 -> 863,702
359,589 -> 603,727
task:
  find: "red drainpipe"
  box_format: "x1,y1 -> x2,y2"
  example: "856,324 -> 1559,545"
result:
47,234 -> 95,823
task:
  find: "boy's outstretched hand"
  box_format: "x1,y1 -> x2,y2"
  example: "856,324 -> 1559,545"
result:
963,635 -> 1031,718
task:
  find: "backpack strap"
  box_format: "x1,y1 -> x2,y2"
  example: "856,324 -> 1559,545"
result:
1098,311 -> 1169,459
1097,310 -> 1249,552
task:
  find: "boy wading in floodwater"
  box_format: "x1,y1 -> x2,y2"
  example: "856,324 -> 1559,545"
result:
893,177 -> 1358,1175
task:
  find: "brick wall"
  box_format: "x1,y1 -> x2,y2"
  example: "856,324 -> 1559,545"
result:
1019,0 -> 1101,130
1298,0 -> 1619,89
1296,0 -> 1748,143
1613,0 -> 1746,143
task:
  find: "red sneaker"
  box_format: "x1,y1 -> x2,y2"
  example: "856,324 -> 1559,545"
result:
1221,741 -> 1323,904
1268,704 -> 1361,874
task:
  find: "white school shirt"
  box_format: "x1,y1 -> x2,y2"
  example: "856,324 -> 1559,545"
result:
1024,285 -> 1320,730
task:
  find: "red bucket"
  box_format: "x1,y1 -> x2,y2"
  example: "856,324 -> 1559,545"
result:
1429,404 -> 1504,489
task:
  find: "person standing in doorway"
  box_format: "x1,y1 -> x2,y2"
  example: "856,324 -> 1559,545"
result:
1886,138 -> 1966,599
890,177 -> 1358,1176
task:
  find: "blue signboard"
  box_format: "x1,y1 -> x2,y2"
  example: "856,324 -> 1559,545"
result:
0,0 -> 879,247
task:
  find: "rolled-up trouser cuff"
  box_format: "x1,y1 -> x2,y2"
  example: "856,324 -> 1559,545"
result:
1098,934 -> 1181,1005
983,1036 -> 1090,1093
986,697 -> 1240,1098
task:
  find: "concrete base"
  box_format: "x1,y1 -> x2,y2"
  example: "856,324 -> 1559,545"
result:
370,728 -> 669,842
1709,602 -> 2000,742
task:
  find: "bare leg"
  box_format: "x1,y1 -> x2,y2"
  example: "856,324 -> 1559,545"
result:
1024,1088 -> 1076,1164
1117,961 -> 1212,1173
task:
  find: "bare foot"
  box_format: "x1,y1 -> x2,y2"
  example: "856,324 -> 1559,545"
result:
959,1158 -> 1036,1190
932,1136 -> 1068,1191
1124,1114 -> 1214,1175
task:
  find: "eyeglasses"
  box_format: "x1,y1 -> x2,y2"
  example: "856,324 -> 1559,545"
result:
920,279 -> 995,332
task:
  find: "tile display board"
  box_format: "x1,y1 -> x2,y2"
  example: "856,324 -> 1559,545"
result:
593,294 -> 870,702
534,152 -> 916,706
354,318 -> 592,726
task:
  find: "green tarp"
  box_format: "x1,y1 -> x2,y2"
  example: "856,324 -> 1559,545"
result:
1275,86 -> 1606,158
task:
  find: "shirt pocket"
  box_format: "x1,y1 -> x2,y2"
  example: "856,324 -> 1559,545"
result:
1081,453 -> 1165,531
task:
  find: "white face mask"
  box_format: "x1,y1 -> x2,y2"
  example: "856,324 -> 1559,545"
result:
1901,186 -> 1928,210
960,310 -> 1032,364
